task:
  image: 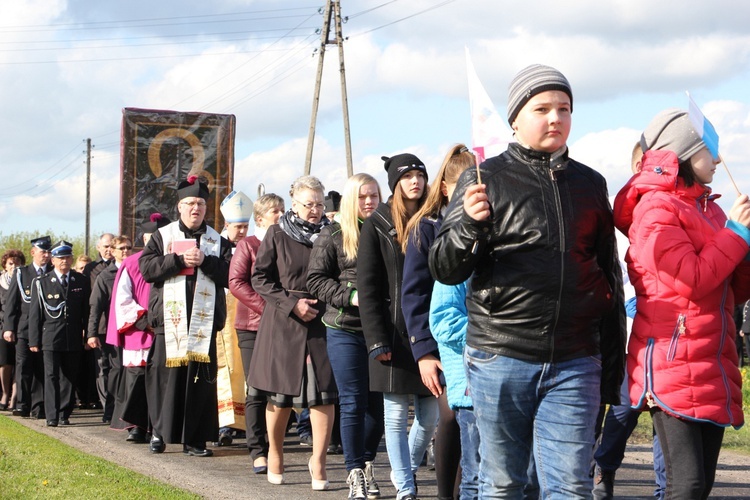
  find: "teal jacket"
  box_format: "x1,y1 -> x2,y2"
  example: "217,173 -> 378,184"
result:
429,280 -> 472,410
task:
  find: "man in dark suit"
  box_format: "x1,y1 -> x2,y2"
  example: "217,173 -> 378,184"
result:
28,240 -> 90,427
79,232 -> 114,409
88,235 -> 133,423
3,235 -> 53,418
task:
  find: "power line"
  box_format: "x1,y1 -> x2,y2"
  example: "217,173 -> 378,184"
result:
169,10 -> 320,109
0,7 -> 320,33
197,34 -> 317,111
0,141 -> 85,193
0,30 -> 312,52
0,152 -> 86,198
350,0 -> 456,37
346,0 -> 400,20
0,45 -> 306,66
219,51 -> 315,113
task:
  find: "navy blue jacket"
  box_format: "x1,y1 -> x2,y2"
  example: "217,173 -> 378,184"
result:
401,215 -> 441,361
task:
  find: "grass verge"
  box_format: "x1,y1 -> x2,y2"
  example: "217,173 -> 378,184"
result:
0,416 -> 199,499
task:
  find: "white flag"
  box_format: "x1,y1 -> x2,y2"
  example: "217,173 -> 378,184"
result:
466,47 -> 513,164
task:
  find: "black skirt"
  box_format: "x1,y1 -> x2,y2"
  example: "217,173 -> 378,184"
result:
248,352 -> 337,408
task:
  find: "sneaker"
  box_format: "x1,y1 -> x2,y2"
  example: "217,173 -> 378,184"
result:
364,461 -> 380,498
592,465 -> 615,500
347,468 -> 367,500
299,434 -> 313,447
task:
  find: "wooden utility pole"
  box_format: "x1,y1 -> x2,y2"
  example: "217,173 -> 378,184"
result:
304,0 -> 353,177
85,138 -> 91,255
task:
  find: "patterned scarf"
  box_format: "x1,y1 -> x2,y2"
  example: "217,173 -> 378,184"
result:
278,209 -> 329,247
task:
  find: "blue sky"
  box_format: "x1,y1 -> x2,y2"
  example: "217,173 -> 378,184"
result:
1,0 -> 749,240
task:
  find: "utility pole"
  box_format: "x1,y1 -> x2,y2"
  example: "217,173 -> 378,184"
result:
85,138 -> 91,255
304,0 -> 353,177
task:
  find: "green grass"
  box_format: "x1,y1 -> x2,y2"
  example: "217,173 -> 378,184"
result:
0,416 -> 199,499
630,366 -> 750,455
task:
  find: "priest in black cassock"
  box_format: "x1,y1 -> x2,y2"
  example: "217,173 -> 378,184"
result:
139,175 -> 232,457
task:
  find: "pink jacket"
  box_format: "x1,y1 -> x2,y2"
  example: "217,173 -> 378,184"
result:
106,251 -> 154,351
613,149 -> 750,428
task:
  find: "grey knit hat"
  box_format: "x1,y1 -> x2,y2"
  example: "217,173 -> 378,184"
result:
507,64 -> 573,125
640,108 -> 704,162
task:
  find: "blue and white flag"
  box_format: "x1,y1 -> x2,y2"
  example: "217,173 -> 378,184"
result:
686,91 -> 720,160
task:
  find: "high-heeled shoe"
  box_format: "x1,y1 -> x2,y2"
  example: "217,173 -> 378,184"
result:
253,457 -> 268,475
267,471 -> 284,485
308,458 -> 330,491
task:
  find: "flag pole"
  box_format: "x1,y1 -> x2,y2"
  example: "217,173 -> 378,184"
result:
719,155 -> 742,196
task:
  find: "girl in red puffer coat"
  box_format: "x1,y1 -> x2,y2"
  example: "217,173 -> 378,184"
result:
614,108 -> 750,500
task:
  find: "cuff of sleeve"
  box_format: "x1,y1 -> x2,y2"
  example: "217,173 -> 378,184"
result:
369,345 -> 391,360
726,220 -> 750,247
410,336 -> 439,362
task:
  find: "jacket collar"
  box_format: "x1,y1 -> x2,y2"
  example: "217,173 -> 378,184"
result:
507,142 -> 569,171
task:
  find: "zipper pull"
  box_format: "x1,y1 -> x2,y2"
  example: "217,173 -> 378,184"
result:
678,314 -> 686,335
646,391 -> 656,408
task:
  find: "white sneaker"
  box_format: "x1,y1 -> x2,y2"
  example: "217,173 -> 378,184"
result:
347,468 -> 367,500
364,461 -> 380,498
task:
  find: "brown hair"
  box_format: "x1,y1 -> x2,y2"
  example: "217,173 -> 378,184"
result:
391,177 -> 428,251
253,193 -> 285,225
1,249 -> 26,269
112,235 -> 131,248
402,144 -> 475,252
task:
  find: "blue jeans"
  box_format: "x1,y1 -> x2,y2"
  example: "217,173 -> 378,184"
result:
594,370 -> 666,498
465,347 -> 602,499
296,408 -> 311,438
456,408 -> 480,500
383,393 -> 438,499
326,328 -> 384,471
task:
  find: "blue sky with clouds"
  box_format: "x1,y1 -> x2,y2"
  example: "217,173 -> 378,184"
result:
1,0 -> 749,240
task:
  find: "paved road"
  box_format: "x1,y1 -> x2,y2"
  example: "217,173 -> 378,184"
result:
5,408 -> 750,499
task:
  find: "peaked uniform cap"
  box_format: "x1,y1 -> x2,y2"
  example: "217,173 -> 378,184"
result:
50,240 -> 73,257
30,235 -> 52,250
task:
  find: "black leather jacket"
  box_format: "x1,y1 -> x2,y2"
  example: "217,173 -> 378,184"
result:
429,143 -> 626,404
307,222 -> 362,332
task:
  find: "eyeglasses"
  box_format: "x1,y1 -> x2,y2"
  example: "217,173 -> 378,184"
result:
115,246 -> 132,251
181,200 -> 207,208
294,199 -> 325,211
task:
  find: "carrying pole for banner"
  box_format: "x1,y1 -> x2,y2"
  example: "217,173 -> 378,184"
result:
304,0 -> 353,177
85,138 -> 92,255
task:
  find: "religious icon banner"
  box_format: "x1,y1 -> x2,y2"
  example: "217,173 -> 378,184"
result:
119,108 -> 235,247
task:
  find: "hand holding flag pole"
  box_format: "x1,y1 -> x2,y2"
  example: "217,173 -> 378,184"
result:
686,91 -> 741,197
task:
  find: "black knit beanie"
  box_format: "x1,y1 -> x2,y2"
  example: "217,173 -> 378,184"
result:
382,153 -> 428,193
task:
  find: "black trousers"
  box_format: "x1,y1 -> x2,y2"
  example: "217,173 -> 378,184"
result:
15,337 -> 45,416
237,329 -> 268,460
43,349 -> 81,421
651,408 -> 725,500
94,337 -> 120,420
